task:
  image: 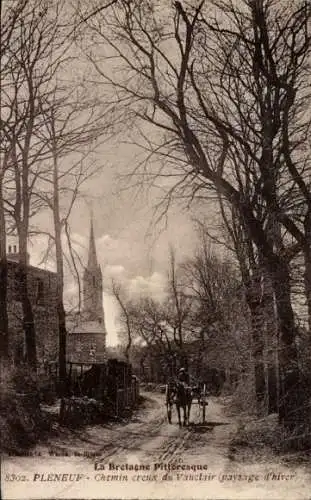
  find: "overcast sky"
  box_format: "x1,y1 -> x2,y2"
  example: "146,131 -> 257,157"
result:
6,1 -> 307,346
24,137 -> 208,346
6,1 -> 221,347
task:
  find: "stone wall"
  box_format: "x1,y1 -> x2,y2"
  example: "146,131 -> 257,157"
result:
67,332 -> 106,364
7,262 -> 58,365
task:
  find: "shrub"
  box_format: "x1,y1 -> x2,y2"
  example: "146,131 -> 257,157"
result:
0,363 -> 50,454
229,371 -> 257,416
229,413 -> 283,463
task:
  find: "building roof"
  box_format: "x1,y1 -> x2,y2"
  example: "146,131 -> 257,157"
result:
66,311 -> 106,335
7,259 -> 56,276
69,320 -> 105,335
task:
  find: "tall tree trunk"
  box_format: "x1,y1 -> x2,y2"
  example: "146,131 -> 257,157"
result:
229,208 -> 267,413
304,209 -> 311,334
196,328 -> 205,379
262,270 -> 279,414
0,192 -> 8,358
264,214 -> 281,414
12,117 -> 37,368
124,331 -> 132,363
273,259 -> 306,430
246,271 -> 266,415
241,202 -> 306,430
19,224 -> 36,368
52,146 -> 67,395
0,256 -> 8,359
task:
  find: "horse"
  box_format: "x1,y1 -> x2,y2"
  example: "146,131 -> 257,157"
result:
166,379 -> 193,427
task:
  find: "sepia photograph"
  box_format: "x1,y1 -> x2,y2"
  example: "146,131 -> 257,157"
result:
1,0 -> 311,499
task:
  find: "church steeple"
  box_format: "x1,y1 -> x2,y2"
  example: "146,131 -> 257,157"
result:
83,217 -> 104,321
87,216 -> 99,269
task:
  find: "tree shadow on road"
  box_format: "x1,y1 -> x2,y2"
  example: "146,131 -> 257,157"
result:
187,421 -> 231,434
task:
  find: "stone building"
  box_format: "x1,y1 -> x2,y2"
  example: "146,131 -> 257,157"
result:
66,219 -> 107,363
6,240 -> 58,365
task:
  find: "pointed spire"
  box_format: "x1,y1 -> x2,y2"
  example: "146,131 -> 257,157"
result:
87,214 -> 99,269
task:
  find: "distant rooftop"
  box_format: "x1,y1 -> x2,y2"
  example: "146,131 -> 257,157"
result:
7,259 -> 56,275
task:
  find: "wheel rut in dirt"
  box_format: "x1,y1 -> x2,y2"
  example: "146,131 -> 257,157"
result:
36,392 -> 234,467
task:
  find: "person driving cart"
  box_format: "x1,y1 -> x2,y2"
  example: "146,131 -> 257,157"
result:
177,367 -> 190,385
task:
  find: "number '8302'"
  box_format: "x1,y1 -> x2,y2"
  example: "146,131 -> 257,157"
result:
5,474 -> 27,481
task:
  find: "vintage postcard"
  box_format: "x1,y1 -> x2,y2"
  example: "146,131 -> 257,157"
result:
1,0 -> 311,499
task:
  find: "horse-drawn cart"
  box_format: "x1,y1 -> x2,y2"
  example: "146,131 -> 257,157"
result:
165,380 -> 208,426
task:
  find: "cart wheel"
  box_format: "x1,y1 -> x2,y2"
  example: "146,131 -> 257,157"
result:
165,384 -> 172,423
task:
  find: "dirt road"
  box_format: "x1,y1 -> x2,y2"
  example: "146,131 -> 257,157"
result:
2,392 -> 311,499
34,392 -> 230,464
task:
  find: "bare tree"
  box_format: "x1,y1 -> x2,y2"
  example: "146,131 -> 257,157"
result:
111,279 -> 133,363
1,0 -> 72,368
212,196 -> 279,414
0,151 -> 10,359
112,242 -> 246,385
0,0 -> 29,359
33,82 -> 108,391
182,230 -> 250,384
165,247 -> 194,368
84,0 -> 310,430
